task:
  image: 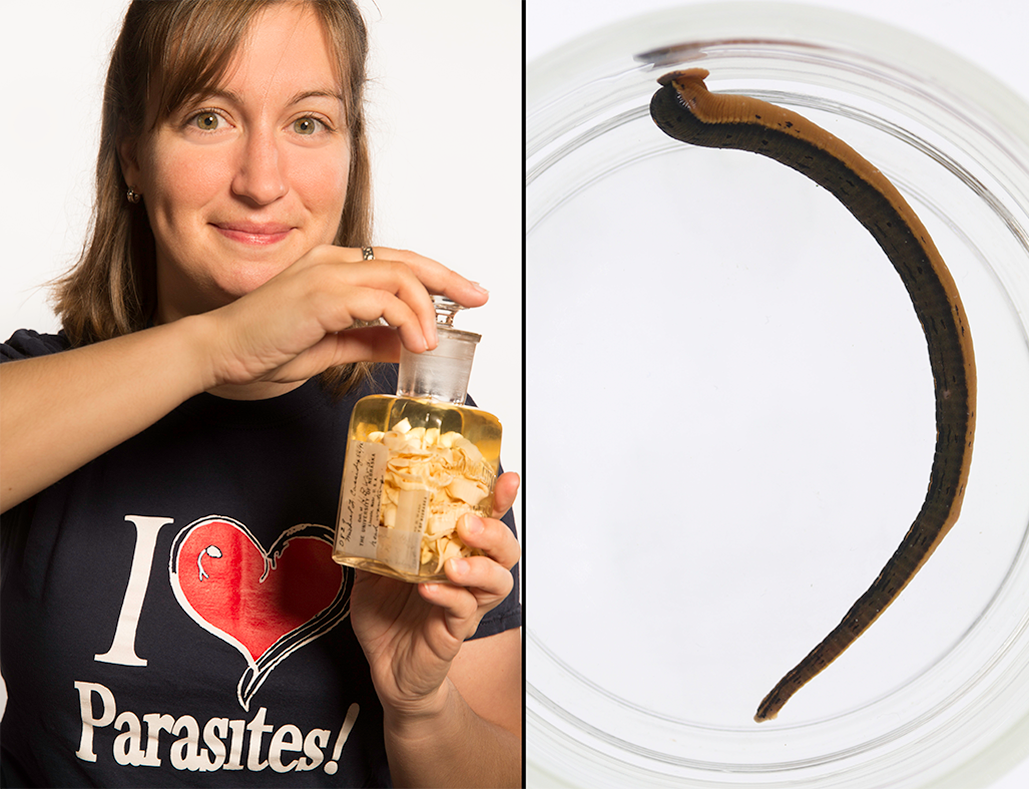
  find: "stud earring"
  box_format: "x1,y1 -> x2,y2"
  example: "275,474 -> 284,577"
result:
126,187 -> 141,204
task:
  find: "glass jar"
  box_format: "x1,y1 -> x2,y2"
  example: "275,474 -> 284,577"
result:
332,297 -> 502,583
526,3 -> 1027,788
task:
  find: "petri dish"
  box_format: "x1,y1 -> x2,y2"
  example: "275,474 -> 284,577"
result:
525,3 -> 1028,788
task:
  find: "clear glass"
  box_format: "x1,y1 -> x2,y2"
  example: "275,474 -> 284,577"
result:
396,328 -> 480,405
526,3 -> 1028,788
332,304 -> 502,582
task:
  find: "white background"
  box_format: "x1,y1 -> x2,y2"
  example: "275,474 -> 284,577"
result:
0,0 -> 522,473
527,0 -> 1027,102
0,0 -> 521,730
527,2 -> 1026,788
1,1 -> 1026,785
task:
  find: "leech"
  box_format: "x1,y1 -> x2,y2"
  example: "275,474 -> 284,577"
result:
649,69 -> 976,722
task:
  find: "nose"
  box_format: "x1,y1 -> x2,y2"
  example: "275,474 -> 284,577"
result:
231,128 -> 288,205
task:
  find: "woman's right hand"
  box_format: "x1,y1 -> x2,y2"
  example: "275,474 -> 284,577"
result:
0,245 -> 487,511
201,245 -> 489,390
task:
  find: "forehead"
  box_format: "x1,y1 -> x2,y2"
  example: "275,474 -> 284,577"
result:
222,3 -> 341,98
154,2 -> 346,120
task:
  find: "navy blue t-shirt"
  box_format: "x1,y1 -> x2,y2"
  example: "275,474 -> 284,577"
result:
1,330 -> 520,787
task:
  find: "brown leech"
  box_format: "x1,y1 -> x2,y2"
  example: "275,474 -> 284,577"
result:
650,68 -> 976,722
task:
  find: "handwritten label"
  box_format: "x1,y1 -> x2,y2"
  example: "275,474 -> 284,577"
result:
335,441 -> 388,561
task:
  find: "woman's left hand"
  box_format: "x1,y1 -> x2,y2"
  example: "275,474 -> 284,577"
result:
348,471 -> 521,716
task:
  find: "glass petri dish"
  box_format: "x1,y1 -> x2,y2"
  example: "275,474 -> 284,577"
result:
525,3 -> 1028,788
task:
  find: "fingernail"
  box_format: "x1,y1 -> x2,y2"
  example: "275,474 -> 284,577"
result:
470,281 -> 489,296
449,558 -> 469,576
463,514 -> 483,535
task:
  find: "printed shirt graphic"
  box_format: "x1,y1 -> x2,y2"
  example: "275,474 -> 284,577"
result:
0,332 -> 522,788
170,518 -> 350,711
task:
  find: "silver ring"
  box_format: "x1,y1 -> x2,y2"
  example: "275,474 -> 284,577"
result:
361,246 -> 375,260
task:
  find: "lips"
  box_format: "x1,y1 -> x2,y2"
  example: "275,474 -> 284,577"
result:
213,221 -> 294,246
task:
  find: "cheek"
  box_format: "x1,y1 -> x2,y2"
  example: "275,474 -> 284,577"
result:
291,151 -> 350,221
145,147 -> 229,224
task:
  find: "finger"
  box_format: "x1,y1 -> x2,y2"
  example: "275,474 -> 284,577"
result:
444,553 -> 515,600
491,471 -> 520,519
457,512 -> 521,571
310,259 -> 439,350
327,325 -> 403,363
278,326 -> 401,378
371,247 -> 490,311
242,255 -> 434,355
417,581 -> 480,638
326,285 -> 431,353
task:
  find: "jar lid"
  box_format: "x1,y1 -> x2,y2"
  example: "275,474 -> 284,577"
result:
432,295 -> 481,342
433,295 -> 465,327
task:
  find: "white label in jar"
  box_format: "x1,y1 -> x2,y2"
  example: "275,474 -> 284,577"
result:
377,487 -> 429,574
336,440 -> 388,560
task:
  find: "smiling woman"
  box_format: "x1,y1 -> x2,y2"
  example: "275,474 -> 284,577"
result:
120,4 -> 356,321
0,2 -> 522,788
59,1 -> 369,348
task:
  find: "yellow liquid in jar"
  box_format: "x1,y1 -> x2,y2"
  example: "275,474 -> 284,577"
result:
332,395 -> 502,582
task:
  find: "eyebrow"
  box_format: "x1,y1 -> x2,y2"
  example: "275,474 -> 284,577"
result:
190,88 -> 345,108
287,89 -> 346,106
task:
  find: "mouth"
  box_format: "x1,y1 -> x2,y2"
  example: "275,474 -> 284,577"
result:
212,221 -> 294,246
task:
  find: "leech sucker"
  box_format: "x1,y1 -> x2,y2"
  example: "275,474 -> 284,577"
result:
650,68 -> 976,723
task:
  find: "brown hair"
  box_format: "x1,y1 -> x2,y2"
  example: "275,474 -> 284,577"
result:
53,0 -> 374,394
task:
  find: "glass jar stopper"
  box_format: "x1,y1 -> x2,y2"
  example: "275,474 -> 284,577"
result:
433,295 -> 467,327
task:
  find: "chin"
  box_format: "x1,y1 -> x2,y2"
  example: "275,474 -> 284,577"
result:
222,257 -> 294,296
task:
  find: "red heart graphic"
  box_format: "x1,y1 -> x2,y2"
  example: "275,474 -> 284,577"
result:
171,517 -> 345,663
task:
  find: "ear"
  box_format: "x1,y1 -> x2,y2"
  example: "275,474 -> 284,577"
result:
118,134 -> 143,190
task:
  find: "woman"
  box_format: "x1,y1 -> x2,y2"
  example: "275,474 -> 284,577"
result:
0,1 -> 521,786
